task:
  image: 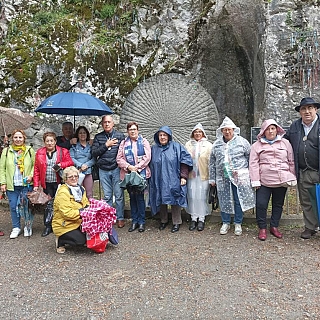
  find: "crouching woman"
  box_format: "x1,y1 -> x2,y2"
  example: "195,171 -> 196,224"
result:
52,166 -> 89,253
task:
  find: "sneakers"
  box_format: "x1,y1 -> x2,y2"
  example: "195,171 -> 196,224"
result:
220,223 -> 230,235
9,228 -> 21,239
234,224 -> 242,236
24,226 -> 32,237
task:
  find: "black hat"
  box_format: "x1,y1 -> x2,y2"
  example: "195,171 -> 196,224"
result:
295,97 -> 320,112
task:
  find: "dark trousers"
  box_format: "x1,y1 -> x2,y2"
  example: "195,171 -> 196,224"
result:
160,204 -> 182,225
129,191 -> 146,225
58,228 -> 86,247
256,185 -> 287,229
298,169 -> 319,230
43,182 -> 59,227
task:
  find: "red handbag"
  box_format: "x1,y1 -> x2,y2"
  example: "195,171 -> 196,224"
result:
86,232 -> 108,253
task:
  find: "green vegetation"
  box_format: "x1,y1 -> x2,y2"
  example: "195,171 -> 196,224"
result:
99,4 -> 117,19
0,0 -> 150,108
285,11 -> 293,26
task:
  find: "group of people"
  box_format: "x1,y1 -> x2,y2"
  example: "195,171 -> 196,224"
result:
0,96 -> 320,249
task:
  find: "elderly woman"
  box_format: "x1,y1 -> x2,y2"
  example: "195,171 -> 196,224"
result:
70,126 -> 95,199
209,117 -> 255,236
249,119 -> 296,241
116,121 -> 151,233
185,123 -> 212,231
33,132 -> 74,237
52,166 -> 89,253
0,130 -> 35,238
149,126 -> 193,233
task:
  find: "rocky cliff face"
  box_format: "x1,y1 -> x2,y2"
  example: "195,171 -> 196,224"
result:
0,0 -> 319,145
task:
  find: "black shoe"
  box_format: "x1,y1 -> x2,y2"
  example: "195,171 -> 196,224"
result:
301,228 -> 316,239
42,226 -> 52,237
128,223 -> 138,232
159,222 -> 168,230
171,224 -> 180,233
197,221 -> 205,231
189,221 -> 197,231
138,224 -> 145,232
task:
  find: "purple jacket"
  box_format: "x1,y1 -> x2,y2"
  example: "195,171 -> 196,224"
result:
249,119 -> 296,187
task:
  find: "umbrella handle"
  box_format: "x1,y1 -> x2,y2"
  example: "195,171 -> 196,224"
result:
23,177 -> 30,187
1,118 -> 6,137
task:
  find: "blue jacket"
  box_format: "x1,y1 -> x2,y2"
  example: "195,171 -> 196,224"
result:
92,129 -> 125,171
285,114 -> 320,179
149,126 -> 193,214
70,142 -> 95,174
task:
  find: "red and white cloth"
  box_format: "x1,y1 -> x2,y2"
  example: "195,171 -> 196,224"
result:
80,198 -> 116,237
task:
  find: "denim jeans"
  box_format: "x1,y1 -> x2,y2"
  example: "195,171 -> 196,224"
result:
256,185 -> 287,229
99,167 -> 124,220
7,185 -> 33,229
129,192 -> 145,224
220,183 -> 243,224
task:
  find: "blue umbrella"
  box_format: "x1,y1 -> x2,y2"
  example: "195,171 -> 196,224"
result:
315,184 -> 320,227
308,184 -> 320,227
17,187 -> 34,237
35,92 -> 113,125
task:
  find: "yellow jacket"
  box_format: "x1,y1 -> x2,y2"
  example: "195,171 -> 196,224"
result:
0,146 -> 35,191
52,184 -> 89,237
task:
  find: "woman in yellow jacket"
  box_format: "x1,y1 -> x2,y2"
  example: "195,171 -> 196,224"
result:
53,166 -> 89,253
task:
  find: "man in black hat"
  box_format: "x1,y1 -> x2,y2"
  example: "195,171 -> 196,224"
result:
285,97 -> 320,239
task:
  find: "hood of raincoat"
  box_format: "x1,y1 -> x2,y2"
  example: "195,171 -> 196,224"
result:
257,119 -> 286,140
154,126 -> 173,146
190,123 -> 208,139
216,116 -> 240,140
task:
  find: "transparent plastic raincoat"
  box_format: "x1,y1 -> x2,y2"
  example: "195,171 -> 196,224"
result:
209,117 -> 255,215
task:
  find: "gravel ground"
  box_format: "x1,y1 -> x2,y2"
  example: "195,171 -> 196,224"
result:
0,201 -> 319,320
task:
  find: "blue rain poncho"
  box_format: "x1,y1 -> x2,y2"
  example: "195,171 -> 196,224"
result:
149,126 -> 193,215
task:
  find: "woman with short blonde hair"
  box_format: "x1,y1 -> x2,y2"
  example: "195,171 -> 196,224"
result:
53,166 -> 89,254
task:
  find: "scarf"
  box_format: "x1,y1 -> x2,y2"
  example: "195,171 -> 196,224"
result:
66,184 -> 83,202
12,145 -> 26,174
124,135 -> 146,178
261,135 -> 281,145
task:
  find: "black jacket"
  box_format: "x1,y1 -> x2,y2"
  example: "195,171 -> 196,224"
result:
56,136 -> 72,150
92,129 -> 125,171
285,114 -> 320,179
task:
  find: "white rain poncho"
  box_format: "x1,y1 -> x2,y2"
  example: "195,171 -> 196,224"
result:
185,123 -> 213,220
209,117 -> 255,214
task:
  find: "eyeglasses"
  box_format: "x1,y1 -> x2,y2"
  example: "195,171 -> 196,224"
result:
66,175 -> 79,179
300,106 -> 315,112
128,128 -> 138,131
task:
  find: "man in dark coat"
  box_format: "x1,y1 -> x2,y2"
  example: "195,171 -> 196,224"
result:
92,115 -> 125,227
285,97 -> 320,239
56,121 -> 77,150
149,126 -> 193,233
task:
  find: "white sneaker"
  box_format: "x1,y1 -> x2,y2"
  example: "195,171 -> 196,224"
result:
10,228 -> 21,239
24,226 -> 32,237
234,224 -> 242,236
220,223 -> 230,235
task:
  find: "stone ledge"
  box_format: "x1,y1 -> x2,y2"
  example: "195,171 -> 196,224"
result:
124,208 -> 305,227
0,200 -> 303,227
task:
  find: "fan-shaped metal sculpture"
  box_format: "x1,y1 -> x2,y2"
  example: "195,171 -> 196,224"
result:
120,73 -> 219,145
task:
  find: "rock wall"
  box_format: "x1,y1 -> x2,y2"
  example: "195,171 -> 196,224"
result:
1,0 -> 320,145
